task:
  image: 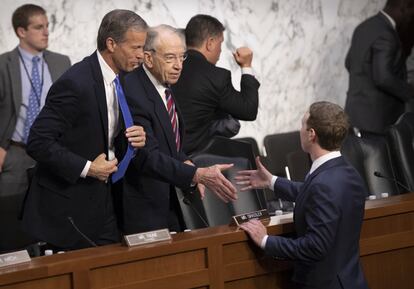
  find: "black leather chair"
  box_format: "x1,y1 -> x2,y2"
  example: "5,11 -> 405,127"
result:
263,131 -> 311,181
233,137 -> 261,157
178,137 -> 266,229
387,113 -> 414,192
341,131 -> 400,196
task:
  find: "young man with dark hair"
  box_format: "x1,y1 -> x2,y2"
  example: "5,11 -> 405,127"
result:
0,4 -> 70,252
173,14 -> 260,155
236,101 -> 369,289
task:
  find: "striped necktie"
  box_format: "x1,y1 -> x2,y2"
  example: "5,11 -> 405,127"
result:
165,88 -> 180,151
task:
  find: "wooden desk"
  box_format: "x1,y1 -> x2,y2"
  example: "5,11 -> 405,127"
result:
1,193 -> 414,289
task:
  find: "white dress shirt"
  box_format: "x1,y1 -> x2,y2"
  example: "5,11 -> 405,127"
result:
142,64 -> 180,130
80,51 -> 119,177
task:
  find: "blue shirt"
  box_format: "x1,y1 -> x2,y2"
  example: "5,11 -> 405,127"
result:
12,46 -> 52,142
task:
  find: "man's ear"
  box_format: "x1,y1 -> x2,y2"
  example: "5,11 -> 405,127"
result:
16,27 -> 26,39
143,51 -> 153,68
308,128 -> 317,143
106,37 -> 116,53
205,37 -> 215,52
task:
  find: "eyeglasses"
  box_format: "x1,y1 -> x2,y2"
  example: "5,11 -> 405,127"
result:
148,49 -> 187,64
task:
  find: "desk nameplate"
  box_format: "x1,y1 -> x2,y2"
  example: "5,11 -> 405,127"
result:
232,209 -> 270,226
124,228 -> 172,247
0,250 -> 31,268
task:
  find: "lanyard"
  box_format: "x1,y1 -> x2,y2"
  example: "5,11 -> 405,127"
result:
17,50 -> 45,107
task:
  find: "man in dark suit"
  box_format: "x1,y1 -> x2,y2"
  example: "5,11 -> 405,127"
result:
122,25 -> 238,234
236,102 -> 369,289
172,14 -> 260,155
345,0 -> 414,134
21,10 -> 147,251
0,4 -> 70,252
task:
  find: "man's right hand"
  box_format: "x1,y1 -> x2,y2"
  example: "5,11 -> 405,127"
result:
193,164 -> 237,203
233,47 -> 253,68
235,157 -> 272,190
0,147 -> 6,173
87,153 -> 118,182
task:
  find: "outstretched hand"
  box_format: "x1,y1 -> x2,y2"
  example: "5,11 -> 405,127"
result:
193,164 -> 237,202
235,156 -> 273,190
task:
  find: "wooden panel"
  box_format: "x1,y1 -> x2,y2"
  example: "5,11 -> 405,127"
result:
361,247 -> 414,289
89,249 -> 206,289
222,242 -> 260,264
361,212 -> 414,238
1,274 -> 71,289
224,273 -> 293,289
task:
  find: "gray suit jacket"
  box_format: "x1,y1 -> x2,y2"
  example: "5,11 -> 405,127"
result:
0,47 -> 71,149
345,12 -> 414,133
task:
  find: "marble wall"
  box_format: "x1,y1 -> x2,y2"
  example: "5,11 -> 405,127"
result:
0,0 -> 386,152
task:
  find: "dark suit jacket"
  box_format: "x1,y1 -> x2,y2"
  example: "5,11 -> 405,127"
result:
22,52 -> 117,248
268,157 -> 369,289
121,66 -> 197,234
0,47 -> 70,149
345,12 -> 413,133
172,49 -> 260,155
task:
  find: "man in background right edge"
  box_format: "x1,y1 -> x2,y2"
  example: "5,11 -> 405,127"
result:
345,0 -> 414,134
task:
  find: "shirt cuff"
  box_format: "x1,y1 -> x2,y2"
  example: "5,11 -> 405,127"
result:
269,175 -> 277,190
80,160 -> 91,178
241,67 -> 254,76
261,235 -> 268,249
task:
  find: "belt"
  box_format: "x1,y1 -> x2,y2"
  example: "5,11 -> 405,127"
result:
9,140 -> 26,148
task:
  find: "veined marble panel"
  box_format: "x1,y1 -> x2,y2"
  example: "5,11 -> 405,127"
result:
0,0 -> 386,151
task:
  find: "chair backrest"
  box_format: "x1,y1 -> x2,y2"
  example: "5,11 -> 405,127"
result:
263,131 -> 311,180
233,137 -> 261,157
341,132 -> 400,196
178,137 -> 266,229
387,113 -> 414,192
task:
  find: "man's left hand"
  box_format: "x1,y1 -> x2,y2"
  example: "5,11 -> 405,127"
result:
126,125 -> 146,148
239,219 -> 267,247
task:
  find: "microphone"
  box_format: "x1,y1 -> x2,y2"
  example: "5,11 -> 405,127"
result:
373,171 -> 410,192
67,216 -> 97,247
182,197 -> 209,227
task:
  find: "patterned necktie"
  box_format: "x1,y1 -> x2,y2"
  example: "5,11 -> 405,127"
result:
23,56 -> 42,143
165,88 -> 180,151
111,75 -> 135,183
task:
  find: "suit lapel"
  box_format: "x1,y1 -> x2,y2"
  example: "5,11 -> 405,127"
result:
43,50 -> 58,82
138,67 -> 177,154
90,52 -> 109,151
7,48 -> 22,117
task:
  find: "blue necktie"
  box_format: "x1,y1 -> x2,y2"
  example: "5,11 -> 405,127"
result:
112,76 -> 135,183
23,56 -> 41,143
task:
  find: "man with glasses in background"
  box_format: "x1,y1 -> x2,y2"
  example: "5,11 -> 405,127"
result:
122,25 -> 238,234
0,4 -> 70,253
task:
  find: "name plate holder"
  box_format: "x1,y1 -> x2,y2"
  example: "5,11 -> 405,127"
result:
232,209 -> 270,226
0,250 -> 31,268
124,228 -> 172,247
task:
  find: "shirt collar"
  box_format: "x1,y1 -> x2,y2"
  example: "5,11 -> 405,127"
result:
380,10 -> 396,30
143,64 -> 167,92
97,50 -> 117,85
309,151 -> 341,175
18,46 -> 43,61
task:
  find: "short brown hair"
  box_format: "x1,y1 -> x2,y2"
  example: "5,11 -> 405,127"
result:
12,4 -> 46,35
97,9 -> 147,52
307,101 -> 349,151
185,14 -> 225,48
